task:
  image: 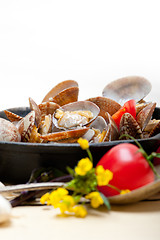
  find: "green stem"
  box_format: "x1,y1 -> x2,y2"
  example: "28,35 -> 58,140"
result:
107,183 -> 121,193
147,154 -> 160,179
120,134 -> 160,178
86,149 -> 93,162
120,134 -> 148,157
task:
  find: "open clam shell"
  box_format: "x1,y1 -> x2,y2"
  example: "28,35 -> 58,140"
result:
90,116 -> 107,132
17,111 -> 35,142
29,97 -> 41,126
39,114 -> 52,135
86,96 -> 121,117
4,110 -> 22,122
42,80 -> 79,106
38,102 -> 60,121
137,102 -> 156,131
105,112 -> 119,141
102,76 -> 152,105
89,116 -> 108,143
149,121 -> 160,137
40,127 -> 89,143
53,101 -> 100,130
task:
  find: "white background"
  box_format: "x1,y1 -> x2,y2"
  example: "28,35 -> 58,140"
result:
0,0 -> 160,110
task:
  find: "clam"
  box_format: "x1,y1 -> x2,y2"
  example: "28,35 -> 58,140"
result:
144,120 -> 160,132
28,125 -> 42,143
42,80 -> 79,106
4,110 -> 22,122
39,114 -> 52,135
17,111 -> 35,142
81,129 -> 95,142
136,102 -> 150,115
89,116 -> 108,143
0,118 -> 21,142
53,101 -> 100,131
86,97 -> 121,117
40,127 -> 89,143
38,102 -> 60,121
137,102 -> 156,131
104,112 -> 119,141
1,78 -> 159,144
149,121 -> 160,137
120,113 -> 143,139
29,97 -> 41,126
102,76 -> 152,105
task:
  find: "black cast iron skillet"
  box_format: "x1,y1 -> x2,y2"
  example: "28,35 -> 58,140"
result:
0,107 -> 160,184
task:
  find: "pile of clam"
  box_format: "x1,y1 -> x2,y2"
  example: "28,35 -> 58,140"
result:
1,76 -> 160,143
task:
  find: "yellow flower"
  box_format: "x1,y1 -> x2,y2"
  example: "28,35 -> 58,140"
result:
75,157 -> 93,176
120,189 -> 131,195
62,195 -> 75,209
85,191 -> 103,208
40,192 -> 50,205
73,205 -> 87,218
58,195 -> 75,214
96,165 -> 113,186
77,138 -> 89,150
49,188 -> 69,207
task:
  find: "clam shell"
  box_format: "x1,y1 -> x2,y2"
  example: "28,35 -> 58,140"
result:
38,102 -> 60,120
0,118 -> 21,142
137,102 -> 156,131
120,113 -> 143,139
49,87 -> 79,106
86,97 -> 121,117
53,101 -> 100,130
149,121 -> 160,137
136,102 -> 149,115
42,80 -> 79,105
89,116 -> 108,143
29,125 -> 42,143
144,119 -> 160,132
39,114 -> 52,135
105,112 -> 119,141
90,116 -> 107,132
102,76 -> 152,105
17,111 -> 35,142
40,127 -> 89,142
29,97 -> 41,126
81,129 -> 95,142
4,110 -> 22,122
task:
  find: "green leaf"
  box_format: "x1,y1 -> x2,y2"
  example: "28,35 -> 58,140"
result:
66,166 -> 75,177
151,152 -> 160,158
99,192 -> 111,210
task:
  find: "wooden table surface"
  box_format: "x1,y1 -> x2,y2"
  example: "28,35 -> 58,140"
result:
1,200 -> 160,240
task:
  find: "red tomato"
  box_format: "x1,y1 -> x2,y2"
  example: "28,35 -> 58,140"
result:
96,143 -> 154,197
111,107 -> 127,129
124,99 -> 136,119
112,99 -> 136,129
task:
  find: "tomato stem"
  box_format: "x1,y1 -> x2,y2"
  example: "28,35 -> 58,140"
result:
147,153 -> 160,179
119,134 -> 160,178
107,183 -> 121,193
